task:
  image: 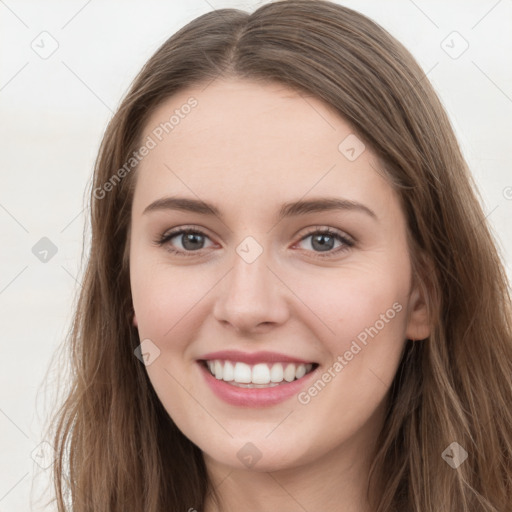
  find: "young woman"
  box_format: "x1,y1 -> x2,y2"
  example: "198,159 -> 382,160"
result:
45,1 -> 512,510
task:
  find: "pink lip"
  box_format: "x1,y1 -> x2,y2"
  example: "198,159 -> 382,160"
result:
197,361 -> 319,408
198,350 -> 315,365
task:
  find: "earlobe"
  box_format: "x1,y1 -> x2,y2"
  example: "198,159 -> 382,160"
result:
132,312 -> 138,328
405,286 -> 431,341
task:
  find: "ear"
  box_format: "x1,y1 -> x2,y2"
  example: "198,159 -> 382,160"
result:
132,312 -> 138,328
405,284 -> 431,341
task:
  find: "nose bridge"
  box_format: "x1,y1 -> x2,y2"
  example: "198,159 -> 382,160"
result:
213,242 -> 288,331
230,248 -> 270,298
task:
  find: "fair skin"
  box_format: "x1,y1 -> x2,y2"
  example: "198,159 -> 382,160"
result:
129,78 -> 430,512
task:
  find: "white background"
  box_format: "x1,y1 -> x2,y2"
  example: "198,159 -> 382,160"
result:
1,0 -> 511,510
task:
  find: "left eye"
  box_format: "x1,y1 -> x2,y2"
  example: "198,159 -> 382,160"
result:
295,229 -> 353,254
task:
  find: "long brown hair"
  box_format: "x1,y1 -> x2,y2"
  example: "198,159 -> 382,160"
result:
43,1 -> 512,510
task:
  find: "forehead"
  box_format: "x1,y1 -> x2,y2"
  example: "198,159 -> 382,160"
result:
132,78 -> 397,220
141,78 -> 349,160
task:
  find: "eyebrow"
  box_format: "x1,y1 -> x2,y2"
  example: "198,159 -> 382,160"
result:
142,196 -> 377,221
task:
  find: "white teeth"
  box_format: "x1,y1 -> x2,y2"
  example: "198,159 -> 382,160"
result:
252,363 -> 271,384
270,363 -> 284,382
234,362 -> 252,383
204,359 -> 315,385
214,360 -> 223,380
222,360 -> 234,382
295,363 -> 306,379
283,363 -> 296,382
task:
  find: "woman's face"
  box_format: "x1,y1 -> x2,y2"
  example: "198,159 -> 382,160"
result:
129,78 -> 429,473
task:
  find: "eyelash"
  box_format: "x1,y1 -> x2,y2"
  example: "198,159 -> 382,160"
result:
154,226 -> 355,259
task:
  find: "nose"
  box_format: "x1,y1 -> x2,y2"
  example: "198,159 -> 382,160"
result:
212,249 -> 290,335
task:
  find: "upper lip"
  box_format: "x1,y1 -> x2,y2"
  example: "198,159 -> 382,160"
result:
198,350 -> 316,365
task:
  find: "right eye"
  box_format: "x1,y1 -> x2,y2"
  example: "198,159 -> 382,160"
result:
154,227 -> 215,256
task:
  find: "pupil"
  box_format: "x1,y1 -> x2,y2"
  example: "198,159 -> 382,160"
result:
312,234 -> 334,252
182,233 -> 203,250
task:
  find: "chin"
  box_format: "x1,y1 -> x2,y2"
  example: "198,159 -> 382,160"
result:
202,437 -> 315,473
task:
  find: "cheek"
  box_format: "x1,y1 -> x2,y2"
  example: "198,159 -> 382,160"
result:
291,262 -> 410,347
130,259 -> 213,347
130,264 -> 208,416
290,271 -> 409,442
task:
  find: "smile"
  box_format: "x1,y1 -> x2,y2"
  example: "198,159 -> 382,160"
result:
202,360 -> 318,387
197,356 -> 320,407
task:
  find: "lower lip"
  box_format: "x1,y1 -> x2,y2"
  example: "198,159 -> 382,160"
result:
198,361 -> 318,407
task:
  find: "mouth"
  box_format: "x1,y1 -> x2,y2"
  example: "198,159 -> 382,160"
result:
199,359 -> 319,388
196,349 -> 321,407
